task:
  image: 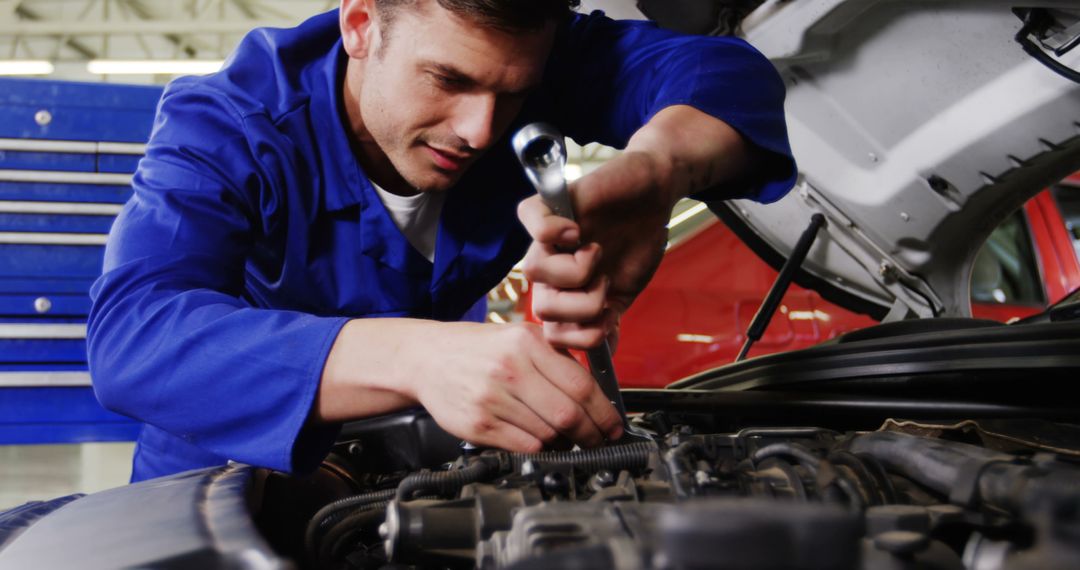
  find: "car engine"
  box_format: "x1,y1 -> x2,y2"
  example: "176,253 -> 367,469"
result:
274,409 -> 1080,570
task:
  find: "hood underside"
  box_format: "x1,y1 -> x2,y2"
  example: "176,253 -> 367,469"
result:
715,0 -> 1080,319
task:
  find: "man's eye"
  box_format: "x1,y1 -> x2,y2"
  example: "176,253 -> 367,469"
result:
432,74 -> 464,88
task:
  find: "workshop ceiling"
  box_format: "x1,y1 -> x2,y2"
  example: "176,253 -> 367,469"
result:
0,0 -> 337,81
0,0 -> 631,167
0,0 -> 644,82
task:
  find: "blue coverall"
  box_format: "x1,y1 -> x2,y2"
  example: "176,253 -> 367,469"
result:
87,9 -> 798,482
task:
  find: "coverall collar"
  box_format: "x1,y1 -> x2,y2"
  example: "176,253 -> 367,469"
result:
311,41 -> 469,284
312,42 -> 363,214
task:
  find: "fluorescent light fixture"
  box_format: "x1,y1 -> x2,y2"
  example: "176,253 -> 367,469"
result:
676,333 -> 715,344
502,281 -> 519,303
87,59 -> 224,75
0,60 -> 55,76
787,309 -> 832,322
667,202 -> 708,229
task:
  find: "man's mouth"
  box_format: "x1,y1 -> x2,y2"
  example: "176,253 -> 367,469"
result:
425,144 -> 469,172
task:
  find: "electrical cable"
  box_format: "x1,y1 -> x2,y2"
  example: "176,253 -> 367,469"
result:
304,488 -> 398,563
1015,9 -> 1080,84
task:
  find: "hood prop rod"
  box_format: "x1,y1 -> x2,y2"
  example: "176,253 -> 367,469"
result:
736,213 -> 826,362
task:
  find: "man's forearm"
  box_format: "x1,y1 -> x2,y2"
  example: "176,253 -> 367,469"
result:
519,104 -> 758,350
315,318 -> 424,422
623,104 -> 754,204
312,318 -> 623,451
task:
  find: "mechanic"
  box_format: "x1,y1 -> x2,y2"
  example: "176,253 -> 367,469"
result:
87,0 -> 797,482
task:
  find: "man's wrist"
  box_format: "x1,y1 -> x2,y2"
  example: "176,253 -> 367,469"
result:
625,104 -> 751,204
315,318 -> 426,422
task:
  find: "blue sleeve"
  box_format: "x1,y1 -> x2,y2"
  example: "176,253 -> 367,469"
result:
547,11 -> 797,203
87,84 -> 346,474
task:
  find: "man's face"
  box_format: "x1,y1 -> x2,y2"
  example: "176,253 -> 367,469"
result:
342,0 -> 556,193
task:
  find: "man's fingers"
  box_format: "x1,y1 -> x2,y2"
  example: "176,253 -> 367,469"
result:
472,419 -> 544,454
549,309 -> 622,351
507,362 -> 606,448
543,320 -> 606,349
489,394 -> 561,446
532,348 -> 624,442
522,241 -> 600,289
532,277 -> 607,323
517,195 -> 580,246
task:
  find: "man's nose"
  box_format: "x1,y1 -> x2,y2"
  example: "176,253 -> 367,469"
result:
451,93 -> 498,152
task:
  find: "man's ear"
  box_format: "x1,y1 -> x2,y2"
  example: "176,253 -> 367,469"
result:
340,0 -> 379,59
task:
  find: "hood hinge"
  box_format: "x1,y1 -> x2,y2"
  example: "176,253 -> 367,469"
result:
797,183 -> 945,319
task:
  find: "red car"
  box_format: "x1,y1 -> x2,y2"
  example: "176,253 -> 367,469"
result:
614,181 -> 1080,387
501,178 -> 1080,388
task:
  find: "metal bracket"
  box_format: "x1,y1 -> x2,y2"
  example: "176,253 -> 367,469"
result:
797,184 -> 944,318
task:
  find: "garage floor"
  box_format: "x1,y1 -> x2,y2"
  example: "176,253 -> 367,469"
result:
0,443 -> 134,511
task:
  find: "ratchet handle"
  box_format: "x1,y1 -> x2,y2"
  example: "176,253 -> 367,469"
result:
512,123 -> 654,444
512,123 -> 633,430
586,341 -> 627,412
539,184 -> 576,222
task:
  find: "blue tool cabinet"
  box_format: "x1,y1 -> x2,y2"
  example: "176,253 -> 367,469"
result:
0,77 -> 162,444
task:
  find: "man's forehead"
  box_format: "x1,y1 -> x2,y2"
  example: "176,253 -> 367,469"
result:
397,6 -> 555,90
384,0 -> 559,40
420,59 -> 544,95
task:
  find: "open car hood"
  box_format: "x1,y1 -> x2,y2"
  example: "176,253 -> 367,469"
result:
700,0 -> 1080,319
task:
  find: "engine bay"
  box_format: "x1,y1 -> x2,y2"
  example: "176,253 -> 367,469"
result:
256,408 -> 1080,570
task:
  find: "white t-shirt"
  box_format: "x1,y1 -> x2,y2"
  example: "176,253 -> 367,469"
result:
371,181 -> 446,263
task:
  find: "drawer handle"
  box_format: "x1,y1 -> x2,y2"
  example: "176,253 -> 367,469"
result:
34,296 -> 52,314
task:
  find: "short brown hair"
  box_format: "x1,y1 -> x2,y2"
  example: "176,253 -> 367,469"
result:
375,0 -> 580,33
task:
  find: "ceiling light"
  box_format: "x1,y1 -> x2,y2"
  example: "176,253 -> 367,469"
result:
667,202 -> 708,229
87,60 -> 224,75
0,61 -> 55,76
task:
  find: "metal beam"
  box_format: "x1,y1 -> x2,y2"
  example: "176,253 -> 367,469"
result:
124,0 -> 202,57
230,0 -> 258,19
0,19 -> 285,34
13,3 -> 99,59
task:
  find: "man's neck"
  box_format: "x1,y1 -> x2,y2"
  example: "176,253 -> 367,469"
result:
341,58 -> 420,197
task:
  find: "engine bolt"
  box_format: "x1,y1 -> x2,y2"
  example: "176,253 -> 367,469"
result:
543,472 -> 568,495
588,470 -> 615,492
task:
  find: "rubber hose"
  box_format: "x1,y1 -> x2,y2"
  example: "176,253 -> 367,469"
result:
848,431 -> 1006,498
755,442 -> 866,508
850,431 -> 1080,515
854,452 -> 900,504
753,442 -> 822,476
305,488 -> 397,560
317,506 -> 389,566
510,441 -> 652,473
395,458 -> 496,500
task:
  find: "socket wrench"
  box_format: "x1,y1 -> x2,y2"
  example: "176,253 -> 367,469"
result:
511,122 -> 652,444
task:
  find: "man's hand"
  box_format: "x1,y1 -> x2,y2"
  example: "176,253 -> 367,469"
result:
317,318 -> 624,451
518,151 -> 675,349
518,105 -> 753,350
